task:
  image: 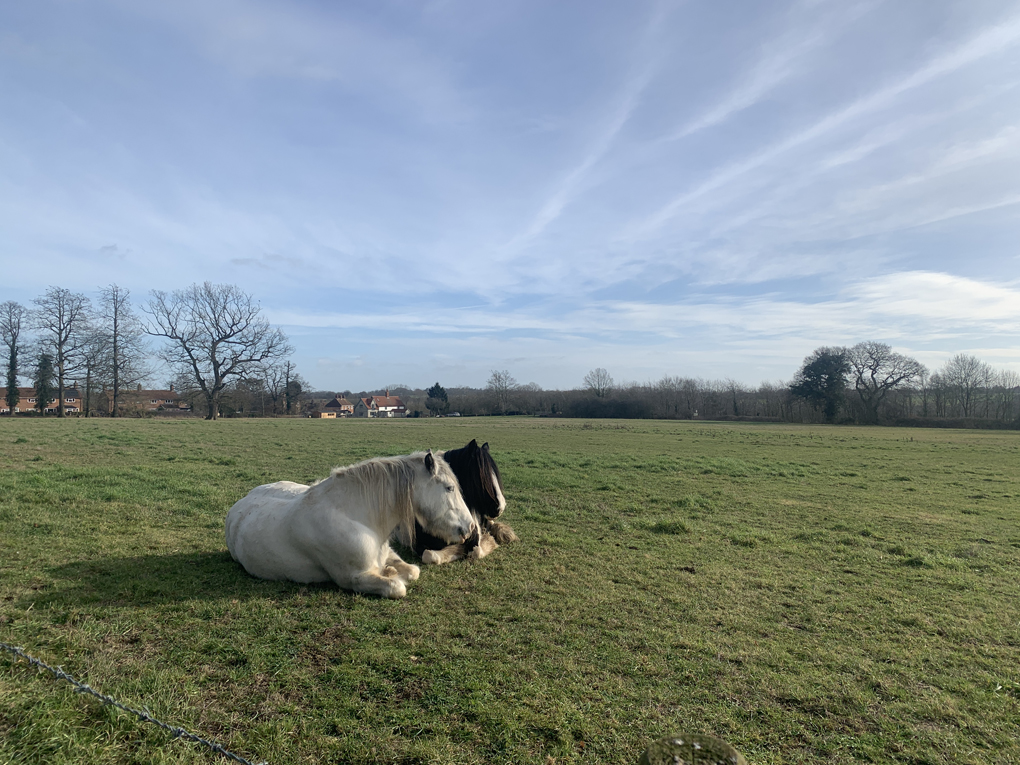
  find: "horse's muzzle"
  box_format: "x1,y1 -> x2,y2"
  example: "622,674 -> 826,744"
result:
459,521 -> 479,545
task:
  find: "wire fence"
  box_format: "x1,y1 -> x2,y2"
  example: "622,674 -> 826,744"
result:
0,642 -> 267,765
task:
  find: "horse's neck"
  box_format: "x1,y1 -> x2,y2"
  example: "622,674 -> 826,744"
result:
313,471 -> 407,536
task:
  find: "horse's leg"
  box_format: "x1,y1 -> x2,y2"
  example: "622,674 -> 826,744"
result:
383,548 -> 420,583
487,520 -> 518,545
346,569 -> 408,599
318,541 -> 408,598
421,543 -> 467,565
467,530 -> 499,561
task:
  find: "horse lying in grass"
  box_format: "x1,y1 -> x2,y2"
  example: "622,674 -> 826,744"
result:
395,439 -> 518,565
225,450 -> 476,598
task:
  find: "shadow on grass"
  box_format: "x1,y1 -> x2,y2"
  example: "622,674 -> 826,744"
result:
23,550 -> 349,610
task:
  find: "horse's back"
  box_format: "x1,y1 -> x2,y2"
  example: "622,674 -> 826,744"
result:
225,481 -> 310,570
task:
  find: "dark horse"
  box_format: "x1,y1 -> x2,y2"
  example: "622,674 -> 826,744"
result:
399,439 -> 517,564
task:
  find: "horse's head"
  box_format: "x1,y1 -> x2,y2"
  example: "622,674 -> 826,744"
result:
414,450 -> 476,544
442,439 -> 507,520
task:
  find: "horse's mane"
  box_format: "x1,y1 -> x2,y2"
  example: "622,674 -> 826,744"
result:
319,453 -> 439,546
440,439 -> 503,517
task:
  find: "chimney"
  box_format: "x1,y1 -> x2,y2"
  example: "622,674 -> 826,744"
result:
386,389 -> 390,397
170,384 -> 174,392
137,384 -> 142,391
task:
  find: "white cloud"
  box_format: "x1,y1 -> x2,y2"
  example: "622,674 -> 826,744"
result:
627,10 -> 1020,240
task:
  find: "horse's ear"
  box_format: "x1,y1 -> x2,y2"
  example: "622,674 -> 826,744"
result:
482,442 -> 490,452
467,439 -> 478,451
425,449 -> 436,475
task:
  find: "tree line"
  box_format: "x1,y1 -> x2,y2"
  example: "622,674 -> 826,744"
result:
1,282 -> 301,420
5,295 -> 1016,428
329,347 -> 1019,428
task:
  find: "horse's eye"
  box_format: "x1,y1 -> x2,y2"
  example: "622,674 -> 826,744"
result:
445,484 -> 455,493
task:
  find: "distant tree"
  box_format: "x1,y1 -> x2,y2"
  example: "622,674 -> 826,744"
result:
425,381 -> 448,416
97,284 -> 150,417
790,346 -> 849,423
486,369 -> 518,414
725,378 -> 746,417
938,353 -> 991,417
846,341 -> 926,423
993,369 -> 1020,422
583,368 -> 614,398
31,287 -> 92,417
255,359 -> 304,416
654,375 -> 683,418
33,353 -> 56,414
144,282 -> 293,420
79,327 -> 111,417
283,361 -> 304,415
1,301 -> 27,414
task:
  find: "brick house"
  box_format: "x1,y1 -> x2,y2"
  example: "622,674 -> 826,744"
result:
353,391 -> 407,418
323,396 -> 354,417
1,387 -> 82,414
98,384 -> 190,415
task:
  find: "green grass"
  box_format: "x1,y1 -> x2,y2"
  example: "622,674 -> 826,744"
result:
1,417 -> 1019,764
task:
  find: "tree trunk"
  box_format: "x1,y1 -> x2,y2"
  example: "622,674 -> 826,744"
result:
206,392 -> 219,420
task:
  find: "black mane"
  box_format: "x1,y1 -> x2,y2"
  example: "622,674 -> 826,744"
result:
411,439 -> 504,556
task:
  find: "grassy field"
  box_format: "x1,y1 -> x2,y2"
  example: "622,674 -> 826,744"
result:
1,417 -> 1018,764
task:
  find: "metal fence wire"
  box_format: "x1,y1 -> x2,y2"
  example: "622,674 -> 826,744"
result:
1,642 -> 267,765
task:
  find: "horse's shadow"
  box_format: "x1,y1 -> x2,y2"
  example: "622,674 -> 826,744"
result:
23,550 -> 334,611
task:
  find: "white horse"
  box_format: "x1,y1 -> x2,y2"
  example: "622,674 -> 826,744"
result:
225,450 -> 476,598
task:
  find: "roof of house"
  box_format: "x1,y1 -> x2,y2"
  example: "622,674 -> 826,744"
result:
371,395 -> 405,409
135,390 -> 180,399
1,387 -> 80,399
324,396 -> 353,409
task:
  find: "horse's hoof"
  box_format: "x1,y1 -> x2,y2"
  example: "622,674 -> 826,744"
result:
387,580 -> 407,599
421,550 -> 440,565
404,564 -> 420,581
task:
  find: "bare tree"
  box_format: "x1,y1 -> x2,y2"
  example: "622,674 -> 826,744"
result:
31,287 -> 93,417
1,301 -> 27,414
993,369 -> 1020,422
486,369 -> 518,414
283,361 -> 304,415
725,378 -> 747,417
654,375 -> 683,418
144,282 -> 293,420
939,353 -> 991,417
845,341 -> 925,423
257,359 -> 305,415
583,368 -> 614,398
97,284 -> 150,417
79,327 -> 112,417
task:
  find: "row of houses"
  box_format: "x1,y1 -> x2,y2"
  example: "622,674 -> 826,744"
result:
312,391 -> 407,418
0,385 -> 188,415
0,387 -> 83,415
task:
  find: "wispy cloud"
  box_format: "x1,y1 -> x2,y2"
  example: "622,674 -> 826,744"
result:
628,10 -> 1020,239
273,271 -> 1020,342
662,1 -> 881,142
506,3 -> 670,247
128,0 -> 470,124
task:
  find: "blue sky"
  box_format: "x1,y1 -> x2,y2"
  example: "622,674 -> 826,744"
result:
2,0 -> 1019,391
